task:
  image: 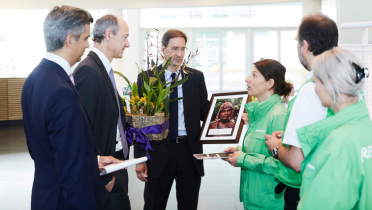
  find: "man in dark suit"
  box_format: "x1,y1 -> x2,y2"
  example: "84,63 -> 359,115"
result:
74,15 -> 131,210
134,29 -> 210,210
22,6 -> 121,210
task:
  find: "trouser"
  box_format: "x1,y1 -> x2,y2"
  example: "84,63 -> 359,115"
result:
143,139 -> 201,210
101,150 -> 131,210
275,182 -> 300,210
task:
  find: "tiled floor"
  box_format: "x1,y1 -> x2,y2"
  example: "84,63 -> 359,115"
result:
0,121 -> 247,210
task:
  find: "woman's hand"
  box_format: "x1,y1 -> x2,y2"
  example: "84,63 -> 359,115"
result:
224,146 -> 238,153
227,152 -> 240,167
242,113 -> 249,125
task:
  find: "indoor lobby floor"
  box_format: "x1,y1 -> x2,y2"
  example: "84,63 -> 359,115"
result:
0,121 -> 245,210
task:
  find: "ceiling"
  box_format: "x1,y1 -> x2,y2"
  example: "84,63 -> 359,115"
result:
0,0 -> 299,9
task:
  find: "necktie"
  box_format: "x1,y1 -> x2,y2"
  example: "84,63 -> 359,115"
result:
169,73 -> 178,141
108,69 -> 129,159
69,73 -> 75,85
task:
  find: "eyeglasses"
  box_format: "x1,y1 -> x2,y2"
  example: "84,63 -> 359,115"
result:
167,47 -> 188,54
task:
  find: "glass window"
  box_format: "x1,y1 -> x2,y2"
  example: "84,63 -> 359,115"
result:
222,31 -> 246,91
195,31 -> 220,91
249,3 -> 302,27
254,31 -> 278,62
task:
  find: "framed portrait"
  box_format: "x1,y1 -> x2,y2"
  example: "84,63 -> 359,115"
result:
198,91 -> 251,144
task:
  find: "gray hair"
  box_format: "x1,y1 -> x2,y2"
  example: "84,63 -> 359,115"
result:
313,47 -> 365,106
44,6 -> 93,52
93,15 -> 119,43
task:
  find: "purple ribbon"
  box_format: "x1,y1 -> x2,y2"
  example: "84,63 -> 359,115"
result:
125,119 -> 169,160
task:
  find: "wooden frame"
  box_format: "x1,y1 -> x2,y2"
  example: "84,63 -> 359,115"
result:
198,91 -> 251,144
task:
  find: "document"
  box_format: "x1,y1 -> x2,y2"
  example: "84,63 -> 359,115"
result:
99,157 -> 148,176
193,152 -> 234,160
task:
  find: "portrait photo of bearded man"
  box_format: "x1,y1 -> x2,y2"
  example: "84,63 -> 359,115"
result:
207,102 -> 236,137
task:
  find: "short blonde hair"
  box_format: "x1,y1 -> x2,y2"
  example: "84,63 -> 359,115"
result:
313,47 -> 365,106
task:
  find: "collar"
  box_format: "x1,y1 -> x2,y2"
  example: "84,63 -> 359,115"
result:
297,101 -> 370,158
165,68 -> 182,81
245,94 -> 281,122
44,52 -> 71,75
305,70 -> 313,81
91,47 -> 112,74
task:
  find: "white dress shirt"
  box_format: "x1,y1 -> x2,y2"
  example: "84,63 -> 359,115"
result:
45,52 -> 71,76
91,47 -> 123,151
44,52 -> 101,162
165,68 -> 187,136
282,70 -> 328,148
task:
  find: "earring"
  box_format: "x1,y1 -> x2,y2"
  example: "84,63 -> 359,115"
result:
268,90 -> 271,98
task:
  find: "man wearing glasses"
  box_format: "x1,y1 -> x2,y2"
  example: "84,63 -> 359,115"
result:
134,29 -> 210,210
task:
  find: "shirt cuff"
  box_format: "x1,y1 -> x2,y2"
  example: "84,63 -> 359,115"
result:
237,152 -> 246,168
97,155 -> 100,163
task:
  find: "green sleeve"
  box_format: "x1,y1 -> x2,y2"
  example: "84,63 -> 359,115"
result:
237,152 -> 279,175
298,155 -> 358,210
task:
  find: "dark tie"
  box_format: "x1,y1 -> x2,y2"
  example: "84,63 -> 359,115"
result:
170,73 -> 178,141
109,69 -> 129,159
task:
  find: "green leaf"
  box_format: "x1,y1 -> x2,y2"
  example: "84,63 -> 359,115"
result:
113,71 -> 131,86
149,77 -> 158,88
132,82 -> 138,96
169,76 -> 188,89
162,57 -> 172,70
141,70 -> 149,84
151,59 -> 155,68
169,97 -> 184,103
144,81 -> 151,95
163,97 -> 169,118
157,80 -> 163,92
141,86 -> 146,96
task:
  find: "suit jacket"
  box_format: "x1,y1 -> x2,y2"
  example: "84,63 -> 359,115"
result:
73,51 -> 128,202
134,66 -> 210,177
21,58 -> 100,210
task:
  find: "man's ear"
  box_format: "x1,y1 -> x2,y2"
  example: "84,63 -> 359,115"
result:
104,28 -> 112,42
268,78 -> 275,90
302,39 -> 310,54
65,34 -> 75,49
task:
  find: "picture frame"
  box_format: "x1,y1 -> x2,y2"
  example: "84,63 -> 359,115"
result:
198,91 -> 251,144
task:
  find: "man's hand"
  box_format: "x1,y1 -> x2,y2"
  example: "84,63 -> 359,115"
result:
241,113 -> 249,125
227,152 -> 240,167
135,162 -> 148,182
98,156 -> 123,168
265,132 -> 283,152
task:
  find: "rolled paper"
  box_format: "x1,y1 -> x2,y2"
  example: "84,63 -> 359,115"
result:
125,119 -> 169,160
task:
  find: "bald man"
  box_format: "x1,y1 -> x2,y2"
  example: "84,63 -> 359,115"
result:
74,15 -> 131,210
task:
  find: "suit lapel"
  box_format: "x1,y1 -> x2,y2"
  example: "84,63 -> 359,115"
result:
88,52 -> 118,112
181,69 -> 190,120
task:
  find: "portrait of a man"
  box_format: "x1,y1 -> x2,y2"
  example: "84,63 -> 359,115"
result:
206,102 -> 236,137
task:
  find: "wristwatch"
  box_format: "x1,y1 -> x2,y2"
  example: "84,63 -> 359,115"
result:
272,144 -> 282,159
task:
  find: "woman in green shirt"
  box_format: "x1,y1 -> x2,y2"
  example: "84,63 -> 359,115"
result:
225,59 -> 293,210
297,47 -> 372,209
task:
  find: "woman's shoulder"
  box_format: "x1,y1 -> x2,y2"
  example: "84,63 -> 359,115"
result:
270,102 -> 287,117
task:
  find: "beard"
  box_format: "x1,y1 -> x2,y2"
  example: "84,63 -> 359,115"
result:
298,48 -> 309,70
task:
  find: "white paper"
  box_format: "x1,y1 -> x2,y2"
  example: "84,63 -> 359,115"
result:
100,157 -> 148,176
208,128 -> 233,135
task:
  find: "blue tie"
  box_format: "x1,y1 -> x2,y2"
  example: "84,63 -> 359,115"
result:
109,69 -> 129,158
170,73 -> 178,141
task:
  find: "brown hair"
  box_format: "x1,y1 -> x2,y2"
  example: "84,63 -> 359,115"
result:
162,29 -> 188,47
253,59 -> 293,99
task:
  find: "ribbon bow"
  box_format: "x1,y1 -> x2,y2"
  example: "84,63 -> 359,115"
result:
125,120 -> 169,160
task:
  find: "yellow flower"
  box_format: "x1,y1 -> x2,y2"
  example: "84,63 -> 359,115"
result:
151,102 -> 155,108
136,95 -> 140,100
139,97 -> 147,104
130,96 -> 136,104
123,106 -> 127,113
161,102 -> 164,108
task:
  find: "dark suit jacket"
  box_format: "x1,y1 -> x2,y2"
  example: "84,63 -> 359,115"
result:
134,66 -> 210,177
21,58 -> 100,210
73,51 -> 128,202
